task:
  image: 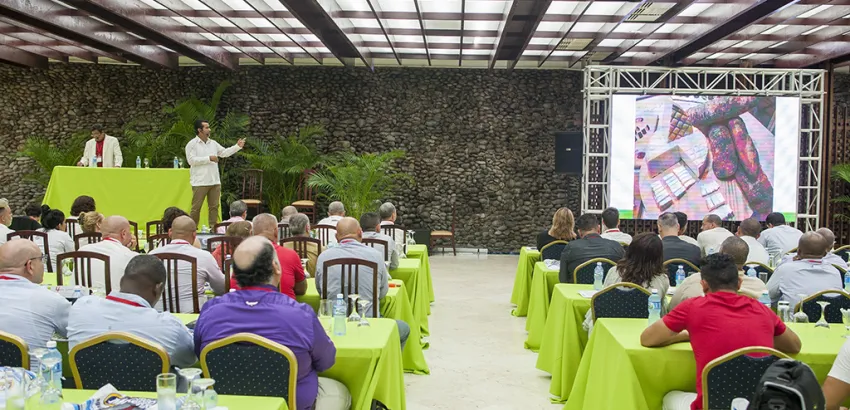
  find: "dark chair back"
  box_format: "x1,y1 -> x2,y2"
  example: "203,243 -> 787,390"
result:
74,232 -> 102,250
128,220 -> 140,252
744,262 -> 774,282
0,331 -> 28,368
277,222 -> 290,239
540,240 -> 568,260
56,251 -> 112,293
213,221 -> 233,234
320,258 -> 379,317
200,333 -> 298,410
362,237 -> 390,262
241,169 -> 263,206
835,246 -> 850,264
65,218 -> 79,238
70,332 -> 170,392
381,224 -> 406,243
280,236 -> 322,259
293,171 -> 317,223
147,234 -> 171,251
798,290 -> 850,323
572,258 -> 616,284
663,259 -> 701,287
207,236 -> 244,293
145,220 -> 163,240
702,347 -> 787,410
8,230 -> 52,273
591,282 -> 651,322
152,253 -> 200,313
313,224 -> 336,247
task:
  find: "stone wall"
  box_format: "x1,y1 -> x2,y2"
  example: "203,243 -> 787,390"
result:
0,64 -> 583,252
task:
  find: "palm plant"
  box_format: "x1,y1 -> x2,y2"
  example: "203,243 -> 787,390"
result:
17,131 -> 90,187
833,164 -> 850,222
307,150 -> 411,220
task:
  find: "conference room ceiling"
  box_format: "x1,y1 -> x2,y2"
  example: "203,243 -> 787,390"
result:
0,0 -> 849,70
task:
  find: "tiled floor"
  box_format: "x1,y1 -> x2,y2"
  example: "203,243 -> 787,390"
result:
404,253 -> 561,410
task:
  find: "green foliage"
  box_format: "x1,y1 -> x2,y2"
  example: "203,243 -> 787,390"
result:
832,164 -> 850,222
17,131 -> 90,187
307,150 -> 411,220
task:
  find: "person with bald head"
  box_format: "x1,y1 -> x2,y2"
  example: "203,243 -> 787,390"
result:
318,201 -> 345,227
194,236 -> 351,410
149,216 -> 225,312
697,214 -> 734,257
232,213 -> 306,299
778,227 -> 848,270
735,217 -> 770,265
0,239 -> 71,366
767,231 -> 843,308
78,215 -> 139,291
379,202 -> 407,257
281,205 -> 298,224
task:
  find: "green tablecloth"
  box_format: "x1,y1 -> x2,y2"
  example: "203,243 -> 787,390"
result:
524,262 -> 561,351
536,284 -> 594,402
565,319 -> 846,410
297,279 -> 430,374
63,388 -> 287,409
510,247 -> 541,317
405,244 -> 434,305
390,258 -> 430,337
43,166 -> 215,228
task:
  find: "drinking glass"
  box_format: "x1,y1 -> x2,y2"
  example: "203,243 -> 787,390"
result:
347,294 -> 361,322
193,378 -> 217,409
842,308 -> 850,338
357,299 -> 371,327
144,158 -> 150,168
3,368 -> 27,410
758,272 -> 768,284
178,158 -> 185,168
157,373 -> 177,410
815,301 -> 831,328
31,348 -> 48,391
177,367 -> 203,409
777,302 -> 791,323
318,299 -> 333,332
40,355 -> 62,405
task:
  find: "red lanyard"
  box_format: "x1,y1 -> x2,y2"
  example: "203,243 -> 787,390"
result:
0,275 -> 21,281
106,295 -> 145,307
340,239 -> 357,245
241,285 -> 276,292
606,229 -> 621,233
103,237 -> 122,245
171,240 -> 190,245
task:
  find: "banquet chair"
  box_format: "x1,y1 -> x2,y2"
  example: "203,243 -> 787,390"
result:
362,237 -> 390,262
430,204 -> 456,256
590,282 -> 650,322
128,220 -> 141,252
74,232 -> 102,250
796,290 -> 850,323
701,347 -> 788,410
0,331 -> 28,368
213,221 -> 232,234
381,224 -> 407,243
663,259 -> 700,287
835,245 -> 850,263
280,237 -> 323,259
70,332 -> 169,392
312,224 -> 336,247
145,220 -> 163,240
147,234 -> 171,252
65,218 -> 79,238
240,169 -> 264,217
277,222 -> 290,239
540,240 -> 568,261
320,258 -> 380,317
152,253 -> 200,314
8,230 -> 52,273
200,333 -> 298,410
56,251 -> 112,294
292,171 -> 317,223
207,236 -> 244,293
744,262 -> 773,281
572,258 -> 617,284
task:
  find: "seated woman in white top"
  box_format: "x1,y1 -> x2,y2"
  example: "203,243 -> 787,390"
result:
583,233 -> 670,333
37,206 -> 75,273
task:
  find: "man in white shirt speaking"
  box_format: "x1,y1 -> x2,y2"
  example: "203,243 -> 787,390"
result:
77,124 -> 123,168
185,119 -> 245,226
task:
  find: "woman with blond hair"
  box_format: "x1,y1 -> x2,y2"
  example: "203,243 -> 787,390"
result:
537,207 -> 577,250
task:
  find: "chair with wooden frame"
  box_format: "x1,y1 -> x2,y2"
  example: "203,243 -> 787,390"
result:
320,258 -> 380,317
796,290 -> 850,323
147,234 -> 171,252
280,237 -> 322,276
278,222 -> 290,240
74,232 -> 102,250
744,261 -> 774,281
70,332 -> 170,392
835,245 -> 850,264
128,220 -> 141,252
8,230 -> 53,273
430,204 -> 456,256
56,251 -> 112,293
312,224 -> 336,247
0,331 -> 29,368
65,217 -> 79,239
701,347 -> 789,410
145,220 -> 163,240
207,236 -> 244,293
572,258 -> 617,284
590,282 -> 651,322
663,259 -> 701,287
152,253 -> 200,314
362,237 -> 390,262
213,221 -> 233,234
540,240 -> 568,261
381,224 -> 407,244
240,169 -> 264,216
292,171 -> 317,223
201,333 -> 298,410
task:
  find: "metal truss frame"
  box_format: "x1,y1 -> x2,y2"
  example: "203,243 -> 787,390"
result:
581,65 -> 826,230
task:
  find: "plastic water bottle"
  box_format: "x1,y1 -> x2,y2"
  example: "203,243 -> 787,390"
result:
333,293 -> 347,336
136,156 -> 141,168
648,289 -> 662,325
593,262 -> 604,290
844,274 -> 850,293
675,265 -> 685,287
72,285 -> 83,299
747,267 -> 757,278
707,247 -> 716,256
90,155 -> 98,168
173,156 -> 179,168
759,290 -> 771,308
43,340 -> 63,394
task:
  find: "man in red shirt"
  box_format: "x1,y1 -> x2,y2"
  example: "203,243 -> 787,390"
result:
640,253 -> 802,410
231,213 -> 306,299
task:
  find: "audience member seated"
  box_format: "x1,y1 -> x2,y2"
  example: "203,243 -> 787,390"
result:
360,212 -> 399,270
231,214 -> 306,299
537,207 -> 576,251
67,255 -> 196,367
600,207 -> 632,245
696,214 -> 734,257
78,216 -> 139,290
735,218 -> 770,265
194,236 -> 351,410
674,211 -> 699,246
767,231 -> 842,308
284,213 -> 319,276
669,236 -> 768,311
217,200 -> 248,234
559,213 -> 624,283
759,212 -> 804,261
318,201 -> 346,227
150,216 -> 225,312
315,217 -> 410,350
281,206 -> 298,224
70,195 -> 96,217
0,198 -> 14,247
659,212 -> 701,268
779,227 -> 847,271
211,221 -> 252,271
78,211 -> 104,234
37,206 -> 75,273
0,239 -> 70,365
641,253 -> 802,410
10,203 -> 42,231
379,202 -> 406,257
162,207 -> 202,249
823,338 -> 850,409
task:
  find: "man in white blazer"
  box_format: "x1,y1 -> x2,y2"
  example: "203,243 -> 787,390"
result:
77,124 -> 123,168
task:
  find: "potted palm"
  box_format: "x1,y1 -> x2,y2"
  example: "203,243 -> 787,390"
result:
17,131 -> 91,187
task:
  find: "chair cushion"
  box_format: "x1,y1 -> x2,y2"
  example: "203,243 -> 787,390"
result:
241,199 -> 262,205
292,200 -> 315,207
431,230 -> 453,236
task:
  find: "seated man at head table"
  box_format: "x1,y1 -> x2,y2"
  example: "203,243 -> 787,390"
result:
149,216 -> 226,313
668,236 -> 767,311
0,239 -> 71,367
558,213 -> 625,283
734,217 -> 770,266
67,255 -> 196,367
674,211 -> 699,246
767,231 -> 843,308
194,236 -> 351,410
360,212 -> 399,270
379,202 -> 407,257
641,253 -> 802,410
759,212 -> 804,262
78,215 -> 139,291
230,213 -> 306,299
600,207 -> 632,245
10,203 -> 42,231
281,205 -> 298,224
659,212 -> 702,268
283,213 -> 319,277
696,214 -> 734,257
77,124 -> 123,168
216,200 -> 248,234
778,227 -> 848,271
315,217 -> 410,350
0,198 -> 15,247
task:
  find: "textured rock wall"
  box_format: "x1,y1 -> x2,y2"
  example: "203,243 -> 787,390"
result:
0,64 -> 583,252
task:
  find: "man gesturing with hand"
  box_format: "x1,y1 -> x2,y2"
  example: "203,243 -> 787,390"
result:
185,119 -> 245,226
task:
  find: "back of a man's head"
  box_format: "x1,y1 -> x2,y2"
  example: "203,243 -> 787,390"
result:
574,214 -> 599,236
281,206 -> 298,219
658,212 -> 679,236
379,202 -> 396,221
328,201 -> 345,216
700,253 -> 741,292
359,212 -> 381,233
229,200 -> 247,218
289,214 -> 310,236
170,216 -> 197,241
674,212 -> 688,234
704,214 -> 722,227
0,239 -> 39,271
766,212 -> 786,227
336,217 -> 361,242
233,236 -> 278,288
719,236 -> 749,269
601,207 -> 619,230
738,218 -> 762,238
253,213 -> 278,240
121,255 -> 166,303
101,215 -> 130,239
798,232 -> 828,259
816,228 -> 836,251
24,204 -> 41,218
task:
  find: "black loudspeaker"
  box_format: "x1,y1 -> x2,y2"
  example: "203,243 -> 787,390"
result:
555,131 -> 583,175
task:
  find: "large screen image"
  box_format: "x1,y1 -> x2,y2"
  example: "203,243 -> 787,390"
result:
609,95 -> 799,221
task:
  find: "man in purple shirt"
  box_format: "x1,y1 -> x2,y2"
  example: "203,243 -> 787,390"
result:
194,236 -> 351,410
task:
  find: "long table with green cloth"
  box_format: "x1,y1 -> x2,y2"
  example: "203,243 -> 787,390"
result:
405,244 -> 435,305
523,262 -> 561,351
389,257 -> 431,338
43,166 -> 215,227
510,246 -> 541,317
564,319 -> 847,410
63,389 -> 287,409
297,278 -> 430,374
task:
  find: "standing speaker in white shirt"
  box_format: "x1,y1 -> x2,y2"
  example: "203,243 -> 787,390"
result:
185,119 -> 245,227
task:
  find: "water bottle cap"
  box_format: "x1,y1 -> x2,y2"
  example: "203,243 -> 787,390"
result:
74,285 -> 81,289
596,262 -> 601,266
46,341 -> 56,348
762,290 -> 768,295
678,265 -> 683,269
337,293 -> 344,298
651,289 -> 658,294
